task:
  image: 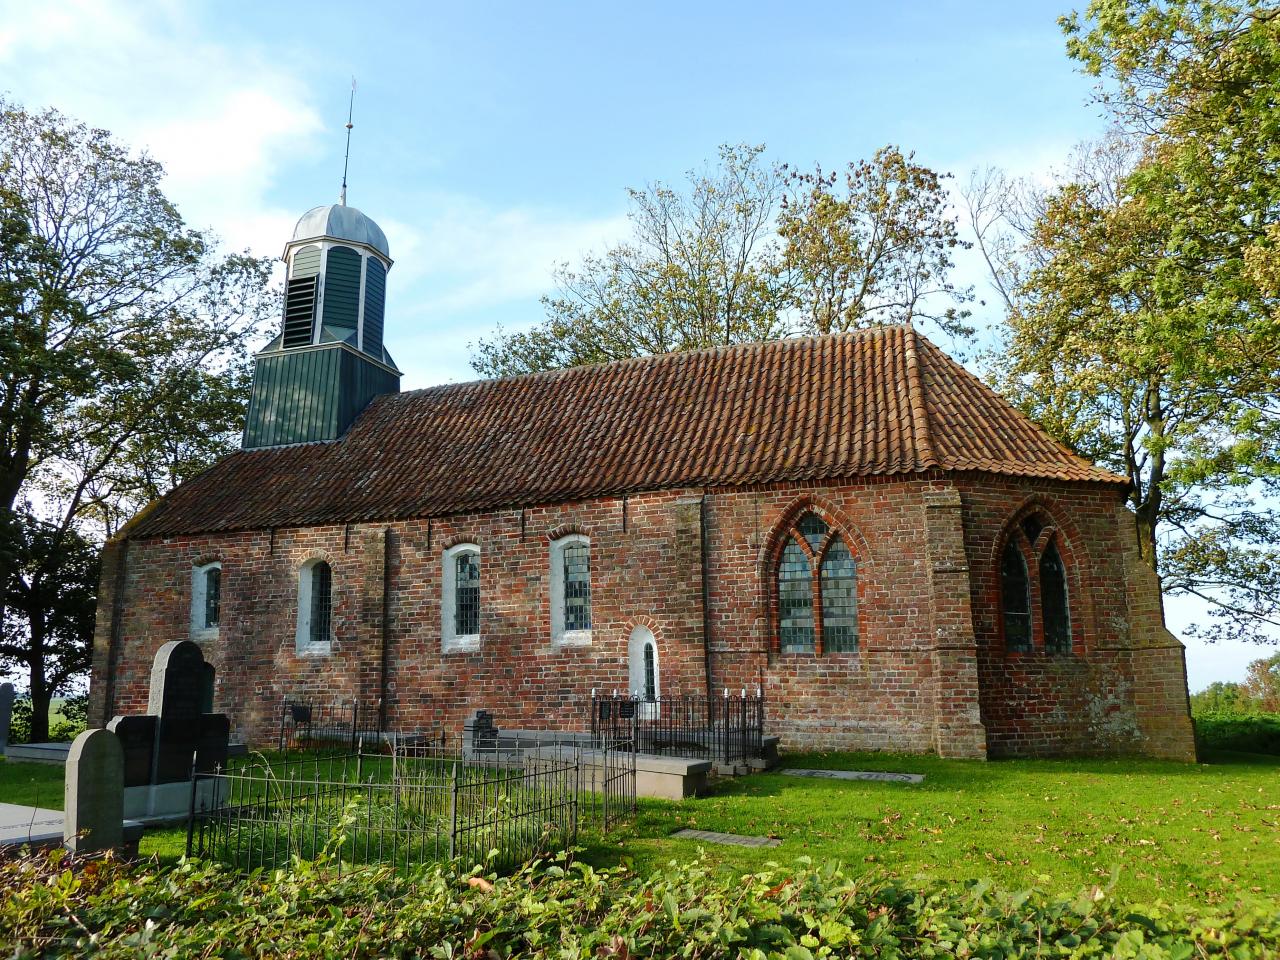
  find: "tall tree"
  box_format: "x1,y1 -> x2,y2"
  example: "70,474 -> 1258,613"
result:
966,0 -> 1280,644
0,100 -> 277,732
0,511 -> 98,743
778,146 -> 973,339
472,144 -> 788,378
472,144 -> 973,377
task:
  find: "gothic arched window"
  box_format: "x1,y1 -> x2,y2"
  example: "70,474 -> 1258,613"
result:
774,511 -> 860,655
998,514 -> 1073,655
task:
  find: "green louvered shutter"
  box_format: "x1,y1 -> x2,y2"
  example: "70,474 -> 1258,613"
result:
363,258 -> 386,358
281,245 -> 322,348
322,246 -> 362,339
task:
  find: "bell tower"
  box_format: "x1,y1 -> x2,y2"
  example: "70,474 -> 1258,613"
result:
242,203 -> 401,449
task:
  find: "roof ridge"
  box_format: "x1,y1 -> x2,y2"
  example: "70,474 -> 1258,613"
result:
902,325 -> 939,469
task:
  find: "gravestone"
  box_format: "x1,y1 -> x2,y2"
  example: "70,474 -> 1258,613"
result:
107,641 -> 229,821
465,709 -> 498,752
64,728 -> 123,855
0,682 -> 13,752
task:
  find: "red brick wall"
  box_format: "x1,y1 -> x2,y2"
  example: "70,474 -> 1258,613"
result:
89,473 -> 1194,760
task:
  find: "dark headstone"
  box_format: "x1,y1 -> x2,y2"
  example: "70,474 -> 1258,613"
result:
148,640 -> 205,722
196,714 -> 230,775
0,682 -> 13,751
465,709 -> 498,751
106,715 -> 157,788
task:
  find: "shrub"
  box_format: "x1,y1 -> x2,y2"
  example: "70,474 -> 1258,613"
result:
1,848 -> 1277,958
1195,712 -> 1280,756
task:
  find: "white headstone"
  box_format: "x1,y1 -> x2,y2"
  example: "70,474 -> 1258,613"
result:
64,728 -> 124,855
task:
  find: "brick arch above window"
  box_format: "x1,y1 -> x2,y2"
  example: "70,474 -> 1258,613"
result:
760,495 -> 873,569
544,522 -> 589,544
991,499 -> 1091,657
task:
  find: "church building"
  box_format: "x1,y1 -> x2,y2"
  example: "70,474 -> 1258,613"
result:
87,200 -> 1197,760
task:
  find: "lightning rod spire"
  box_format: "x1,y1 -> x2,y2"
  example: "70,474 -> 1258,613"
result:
340,77 -> 357,206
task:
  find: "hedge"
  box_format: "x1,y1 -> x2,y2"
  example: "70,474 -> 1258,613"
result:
2,848 -> 1277,958
1194,712 -> 1280,756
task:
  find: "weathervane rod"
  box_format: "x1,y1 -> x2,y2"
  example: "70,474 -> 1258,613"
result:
340,77 -> 357,206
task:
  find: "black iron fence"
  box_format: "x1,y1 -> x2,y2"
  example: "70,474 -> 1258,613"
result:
591,690 -> 765,765
277,699 -> 381,755
187,739 -> 584,874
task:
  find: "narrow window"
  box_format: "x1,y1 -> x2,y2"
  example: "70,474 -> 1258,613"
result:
309,561 -> 332,645
642,642 -> 657,701
1000,542 -> 1032,652
191,562 -> 221,639
1040,540 -> 1071,654
203,567 -> 221,628
454,551 -> 480,637
778,537 -> 815,653
563,541 -> 591,632
551,535 -> 592,644
821,536 -> 858,652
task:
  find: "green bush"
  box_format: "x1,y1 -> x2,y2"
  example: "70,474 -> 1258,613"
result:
1195,712 -> 1280,755
2,849 -> 1277,958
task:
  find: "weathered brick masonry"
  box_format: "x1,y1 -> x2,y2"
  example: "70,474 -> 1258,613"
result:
89,472 -> 1195,760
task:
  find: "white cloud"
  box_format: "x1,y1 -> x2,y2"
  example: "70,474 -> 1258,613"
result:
0,0 -> 322,257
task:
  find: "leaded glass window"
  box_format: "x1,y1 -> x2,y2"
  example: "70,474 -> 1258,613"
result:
821,537 -> 858,652
309,561 -> 332,645
797,513 -> 829,553
643,642 -> 657,701
1040,540 -> 1071,655
1000,542 -> 1031,652
203,567 -> 220,628
563,541 -> 591,632
454,551 -> 480,637
778,538 -> 815,653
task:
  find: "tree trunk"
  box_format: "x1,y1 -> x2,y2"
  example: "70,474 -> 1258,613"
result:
27,611 -> 50,743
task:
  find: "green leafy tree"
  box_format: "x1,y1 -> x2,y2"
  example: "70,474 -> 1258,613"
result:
966,1 -> 1280,644
1243,652 -> 1280,712
472,144 -> 788,378
0,100 -> 277,731
1189,681 -> 1251,715
0,511 -> 99,743
778,146 -> 973,339
472,144 -> 973,377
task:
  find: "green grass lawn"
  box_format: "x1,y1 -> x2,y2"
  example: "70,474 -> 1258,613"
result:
5,750 -> 1278,907
577,749 -> 1280,907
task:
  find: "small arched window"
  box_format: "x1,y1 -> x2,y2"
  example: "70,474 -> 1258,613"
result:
442,544 -> 481,651
774,511 -> 860,655
642,642 -> 657,702
296,559 -> 333,654
550,534 -> 591,644
998,514 -> 1074,656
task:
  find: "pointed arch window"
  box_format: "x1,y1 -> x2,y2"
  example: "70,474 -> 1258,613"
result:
999,515 -> 1073,655
774,511 -> 860,655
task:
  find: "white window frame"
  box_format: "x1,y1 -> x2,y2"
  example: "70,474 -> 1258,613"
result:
628,626 -> 660,718
190,561 -> 221,641
442,543 -> 481,652
295,559 -> 333,656
550,534 -> 592,646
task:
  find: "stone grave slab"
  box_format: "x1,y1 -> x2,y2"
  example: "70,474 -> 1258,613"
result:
671,828 -> 780,848
0,802 -> 63,847
781,768 -> 925,784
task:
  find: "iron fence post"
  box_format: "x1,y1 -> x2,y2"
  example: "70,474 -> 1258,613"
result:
448,761 -> 459,861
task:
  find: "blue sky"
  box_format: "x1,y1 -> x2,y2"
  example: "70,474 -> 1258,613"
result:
0,0 -> 1267,688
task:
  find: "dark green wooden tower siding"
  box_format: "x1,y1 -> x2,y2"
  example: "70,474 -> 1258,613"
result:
242,346 -> 399,448
364,258 -> 386,358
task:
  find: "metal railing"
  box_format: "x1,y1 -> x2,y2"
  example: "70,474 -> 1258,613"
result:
590,690 -> 765,765
187,739 -> 583,874
276,699 -> 380,756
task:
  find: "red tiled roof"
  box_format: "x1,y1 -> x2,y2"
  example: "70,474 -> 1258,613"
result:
127,326 -> 1124,539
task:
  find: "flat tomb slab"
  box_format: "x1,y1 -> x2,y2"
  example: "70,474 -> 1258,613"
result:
781,768 -> 924,784
0,802 -> 62,847
671,828 -> 780,848
4,742 -> 71,765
